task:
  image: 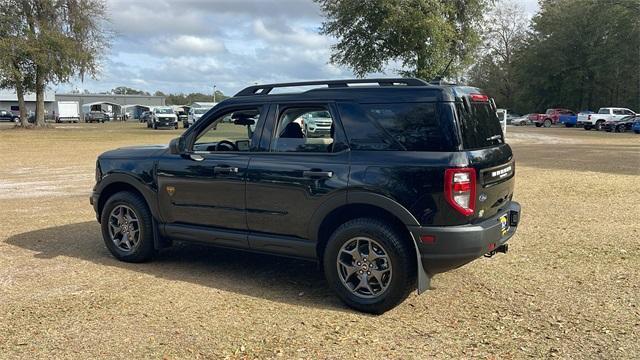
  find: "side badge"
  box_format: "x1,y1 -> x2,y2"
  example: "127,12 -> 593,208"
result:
166,185 -> 176,197
479,193 -> 488,202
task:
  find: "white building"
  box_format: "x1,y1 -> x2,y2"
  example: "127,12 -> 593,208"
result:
0,90 -> 56,115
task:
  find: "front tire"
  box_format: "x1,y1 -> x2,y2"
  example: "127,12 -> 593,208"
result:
543,119 -> 552,128
617,125 -> 625,133
323,218 -> 416,314
100,191 -> 155,262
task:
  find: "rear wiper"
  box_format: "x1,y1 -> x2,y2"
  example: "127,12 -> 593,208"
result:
486,134 -> 502,141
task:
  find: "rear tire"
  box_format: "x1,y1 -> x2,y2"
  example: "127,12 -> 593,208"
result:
323,218 -> 416,314
100,191 -> 155,263
535,123 -> 542,128
595,120 -> 604,131
617,125 -> 625,133
584,125 -> 592,130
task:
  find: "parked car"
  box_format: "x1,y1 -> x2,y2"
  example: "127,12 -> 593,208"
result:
0,109 -> 19,122
604,115 -> 639,133
529,108 -> 576,128
186,107 -> 211,128
148,107 -> 178,129
176,110 -> 188,127
301,110 -> 333,137
91,78 -> 521,314
85,111 -> 109,123
139,111 -> 151,123
633,118 -> 640,134
511,114 -> 532,126
578,107 -> 637,131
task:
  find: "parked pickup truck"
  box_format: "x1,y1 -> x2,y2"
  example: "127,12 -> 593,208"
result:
578,107 -> 637,131
529,108 -> 576,127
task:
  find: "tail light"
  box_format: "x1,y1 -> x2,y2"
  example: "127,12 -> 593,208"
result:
470,93 -> 489,102
444,168 -> 476,216
588,115 -> 592,120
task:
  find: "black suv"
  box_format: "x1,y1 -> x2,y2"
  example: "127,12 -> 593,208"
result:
91,78 -> 521,313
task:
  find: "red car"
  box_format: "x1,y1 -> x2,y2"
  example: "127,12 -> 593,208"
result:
528,108 -> 576,128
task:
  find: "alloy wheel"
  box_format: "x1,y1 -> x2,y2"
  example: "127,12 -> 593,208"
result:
336,237 -> 393,298
108,205 -> 141,253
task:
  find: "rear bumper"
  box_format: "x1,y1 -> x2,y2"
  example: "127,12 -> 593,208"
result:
409,201 -> 521,276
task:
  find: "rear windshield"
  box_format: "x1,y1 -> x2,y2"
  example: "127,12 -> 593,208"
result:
598,108 -> 610,114
456,101 -> 504,149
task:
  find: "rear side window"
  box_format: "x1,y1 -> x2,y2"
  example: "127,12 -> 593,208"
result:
456,101 -> 504,149
337,102 -> 456,151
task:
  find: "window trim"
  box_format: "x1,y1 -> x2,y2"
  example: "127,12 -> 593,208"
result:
185,104 -> 269,155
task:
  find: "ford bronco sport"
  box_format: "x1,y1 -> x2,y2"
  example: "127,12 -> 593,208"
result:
91,78 -> 521,314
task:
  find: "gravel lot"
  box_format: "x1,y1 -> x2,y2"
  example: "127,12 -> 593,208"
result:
0,123 -> 638,359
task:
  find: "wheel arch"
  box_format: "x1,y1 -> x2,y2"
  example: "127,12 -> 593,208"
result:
311,193 -> 431,294
96,174 -> 158,221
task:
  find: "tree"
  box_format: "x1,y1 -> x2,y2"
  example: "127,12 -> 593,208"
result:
18,0 -> 111,126
0,0 -> 34,127
468,0 -> 528,110
111,86 -> 150,95
315,0 -> 489,79
512,0 -> 640,113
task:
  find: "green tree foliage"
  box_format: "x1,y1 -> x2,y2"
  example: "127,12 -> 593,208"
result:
5,0 -> 111,126
111,86 -> 150,95
0,0 -> 34,126
511,0 -> 640,113
164,91 -> 228,105
315,0 -> 488,79
467,0 -> 528,111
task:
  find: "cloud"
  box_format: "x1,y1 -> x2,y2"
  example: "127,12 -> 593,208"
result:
57,0 -> 388,95
152,36 -> 227,56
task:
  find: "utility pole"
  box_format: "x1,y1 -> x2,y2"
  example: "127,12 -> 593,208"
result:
213,84 -> 217,103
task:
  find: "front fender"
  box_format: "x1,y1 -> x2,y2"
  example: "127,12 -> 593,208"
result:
94,172 -> 160,220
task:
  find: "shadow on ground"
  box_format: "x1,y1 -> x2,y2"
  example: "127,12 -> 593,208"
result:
6,221 -> 348,312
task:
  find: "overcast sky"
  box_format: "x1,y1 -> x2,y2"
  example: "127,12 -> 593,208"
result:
59,0 -> 540,96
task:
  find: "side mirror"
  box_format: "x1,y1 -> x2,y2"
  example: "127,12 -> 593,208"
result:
169,137 -> 185,155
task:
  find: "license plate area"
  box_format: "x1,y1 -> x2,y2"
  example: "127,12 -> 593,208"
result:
499,213 -> 510,236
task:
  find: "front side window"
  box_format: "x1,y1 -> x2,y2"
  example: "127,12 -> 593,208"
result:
271,106 -> 337,153
193,107 -> 261,152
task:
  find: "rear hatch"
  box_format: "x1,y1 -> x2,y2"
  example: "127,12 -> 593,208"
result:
453,87 -> 515,222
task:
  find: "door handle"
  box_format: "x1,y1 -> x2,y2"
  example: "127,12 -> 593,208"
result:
214,166 -> 239,174
303,170 -> 333,179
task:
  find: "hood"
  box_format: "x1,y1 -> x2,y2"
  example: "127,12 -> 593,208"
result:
99,144 -> 168,159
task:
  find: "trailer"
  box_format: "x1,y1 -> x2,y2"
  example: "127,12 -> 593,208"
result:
56,101 -> 80,123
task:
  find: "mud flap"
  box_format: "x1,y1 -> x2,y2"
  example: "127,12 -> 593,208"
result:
409,233 -> 431,294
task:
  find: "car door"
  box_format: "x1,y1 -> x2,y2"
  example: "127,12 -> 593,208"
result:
156,105 -> 268,248
247,103 -> 350,256
246,103 -> 350,254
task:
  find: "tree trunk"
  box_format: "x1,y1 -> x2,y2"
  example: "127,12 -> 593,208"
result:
35,66 -> 45,127
16,81 -> 28,127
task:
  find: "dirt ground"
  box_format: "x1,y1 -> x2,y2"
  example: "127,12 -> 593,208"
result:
0,122 -> 638,359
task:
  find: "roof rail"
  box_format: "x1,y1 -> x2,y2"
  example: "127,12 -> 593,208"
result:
235,78 -> 429,97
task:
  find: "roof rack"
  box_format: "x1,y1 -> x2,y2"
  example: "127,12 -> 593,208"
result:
235,78 -> 429,97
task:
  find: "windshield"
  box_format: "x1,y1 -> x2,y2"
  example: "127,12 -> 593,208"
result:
156,108 -> 173,114
194,108 -> 209,114
545,109 -> 554,115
